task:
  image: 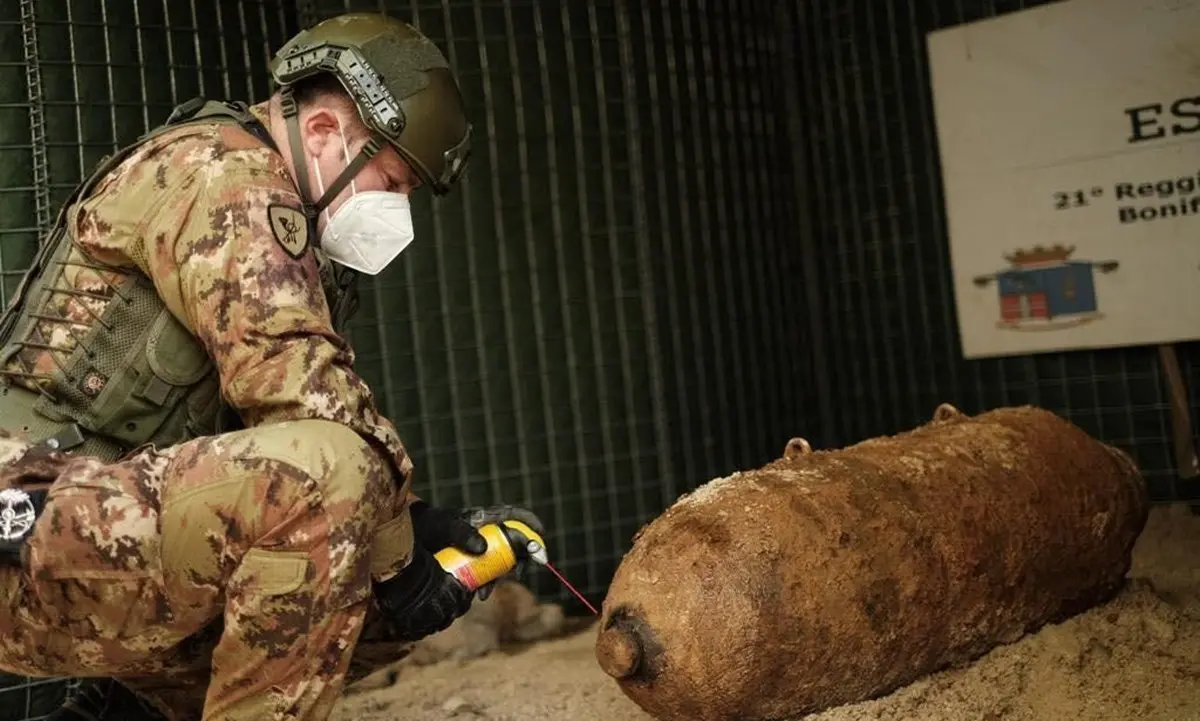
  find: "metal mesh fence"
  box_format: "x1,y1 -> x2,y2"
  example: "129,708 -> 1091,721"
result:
785,0 -> 1200,505
1,0 -> 808,717
0,1 -> 295,717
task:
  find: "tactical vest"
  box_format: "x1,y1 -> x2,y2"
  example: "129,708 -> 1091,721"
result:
0,97 -> 360,462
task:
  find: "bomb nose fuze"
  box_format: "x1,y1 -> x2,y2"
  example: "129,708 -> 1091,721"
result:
595,610 -> 652,680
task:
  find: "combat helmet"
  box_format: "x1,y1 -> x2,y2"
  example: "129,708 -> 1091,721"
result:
269,13 -> 471,218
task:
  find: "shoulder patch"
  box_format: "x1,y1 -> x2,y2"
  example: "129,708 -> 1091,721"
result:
267,204 -> 309,259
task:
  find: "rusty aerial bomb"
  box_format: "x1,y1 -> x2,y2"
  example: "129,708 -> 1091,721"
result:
595,404 -> 1150,721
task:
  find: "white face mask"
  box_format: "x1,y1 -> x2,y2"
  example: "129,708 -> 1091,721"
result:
312,126 -> 415,276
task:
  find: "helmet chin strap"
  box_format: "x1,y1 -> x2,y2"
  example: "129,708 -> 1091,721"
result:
279,86 -> 384,222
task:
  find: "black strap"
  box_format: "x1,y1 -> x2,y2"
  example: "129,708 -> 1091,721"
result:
278,86 -> 382,220
160,96 -> 279,153
280,88 -> 317,221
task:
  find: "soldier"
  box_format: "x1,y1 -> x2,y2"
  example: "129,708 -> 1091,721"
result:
0,13 -> 544,721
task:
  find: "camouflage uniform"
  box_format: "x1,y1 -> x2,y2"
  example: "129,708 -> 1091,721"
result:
0,104 -> 418,720
0,14 -> 499,721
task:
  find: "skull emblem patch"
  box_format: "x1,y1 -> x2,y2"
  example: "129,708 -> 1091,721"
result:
0,488 -> 36,542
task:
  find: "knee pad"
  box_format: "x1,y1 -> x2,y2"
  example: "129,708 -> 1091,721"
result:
229,419 -> 391,506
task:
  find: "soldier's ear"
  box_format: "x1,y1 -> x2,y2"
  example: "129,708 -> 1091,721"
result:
300,106 -> 342,159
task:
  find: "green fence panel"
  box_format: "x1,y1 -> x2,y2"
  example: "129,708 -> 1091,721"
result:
784,0 -> 1200,505
0,1 -> 295,718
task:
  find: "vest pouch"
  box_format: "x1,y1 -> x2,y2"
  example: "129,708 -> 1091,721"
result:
80,305 -> 213,448
144,308 -> 212,388
145,307 -> 224,445
0,384 -> 125,461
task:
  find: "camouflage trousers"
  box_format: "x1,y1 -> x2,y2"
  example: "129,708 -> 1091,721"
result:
0,418 -> 416,721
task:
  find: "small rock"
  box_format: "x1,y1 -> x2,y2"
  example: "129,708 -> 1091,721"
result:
1142,614 -> 1177,644
440,697 -> 485,717
370,699 -> 391,713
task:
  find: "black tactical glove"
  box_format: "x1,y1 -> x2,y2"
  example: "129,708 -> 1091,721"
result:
371,541 -> 475,644
45,679 -> 167,721
408,500 -> 547,600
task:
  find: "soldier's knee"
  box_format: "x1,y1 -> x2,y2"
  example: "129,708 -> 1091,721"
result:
312,421 -> 392,510
237,420 -> 392,509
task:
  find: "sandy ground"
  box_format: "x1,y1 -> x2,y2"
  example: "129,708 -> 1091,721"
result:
333,503 -> 1200,721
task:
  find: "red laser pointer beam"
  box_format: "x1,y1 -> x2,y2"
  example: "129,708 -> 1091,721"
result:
545,561 -> 599,616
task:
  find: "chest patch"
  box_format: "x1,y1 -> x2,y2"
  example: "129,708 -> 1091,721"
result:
267,204 -> 309,259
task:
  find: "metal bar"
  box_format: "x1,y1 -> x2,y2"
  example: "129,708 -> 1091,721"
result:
698,0 -> 750,468
804,2 -> 851,442
161,0 -> 180,104
64,0 -> 87,183
559,1 -> 607,592
269,0 -> 289,98
755,1 -> 805,449
1158,344 -> 1200,480
883,1 -> 942,417
500,0 -> 554,556
189,0 -> 207,97
471,0 -> 531,511
405,0 -> 418,30
663,2 -> 715,480
20,0 -> 49,234
718,0 -> 767,465
236,3 -> 253,102
392,0 -> 443,508
1115,350 -> 1139,483
615,0 -> 673,511
725,0 -> 770,461
99,3 -> 119,152
424,0 -> 473,507
214,1 -> 233,98
940,2 -> 989,417
826,1 -> 883,439
369,289 -> 399,429
441,0 -> 501,509
779,0 -> 835,448
530,1 -> 597,591
849,1 -> 905,430
528,1 -> 573,579
1142,352 -> 1176,498
585,1 -> 632,563
296,0 -> 318,29
904,0 -> 963,405
637,2 -> 695,497
132,1 -> 151,132
680,0 -> 734,470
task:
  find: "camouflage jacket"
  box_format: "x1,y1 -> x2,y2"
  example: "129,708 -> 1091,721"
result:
0,100 -> 414,494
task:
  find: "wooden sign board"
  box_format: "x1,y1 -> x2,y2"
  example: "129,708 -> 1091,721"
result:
927,0 -> 1200,359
